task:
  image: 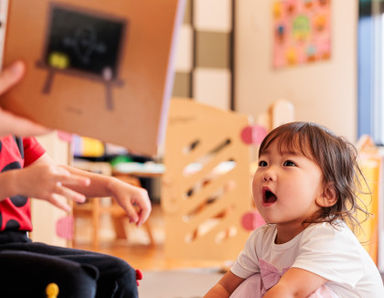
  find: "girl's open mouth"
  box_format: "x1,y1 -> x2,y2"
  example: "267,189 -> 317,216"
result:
262,187 -> 277,205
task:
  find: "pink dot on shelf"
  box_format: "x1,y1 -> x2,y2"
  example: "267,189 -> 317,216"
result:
57,131 -> 73,143
240,125 -> 267,145
241,211 -> 265,231
241,126 -> 253,145
56,215 -> 74,240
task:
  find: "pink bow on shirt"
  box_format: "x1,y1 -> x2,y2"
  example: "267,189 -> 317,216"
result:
230,260 -> 338,298
258,259 -> 338,298
259,259 -> 289,296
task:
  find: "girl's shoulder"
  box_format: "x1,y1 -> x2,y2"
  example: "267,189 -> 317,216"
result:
304,220 -> 350,233
304,220 -> 348,234
301,221 -> 357,247
252,224 -> 276,237
248,224 -> 277,244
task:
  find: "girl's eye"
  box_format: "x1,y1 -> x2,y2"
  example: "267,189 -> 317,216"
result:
258,160 -> 268,167
283,160 -> 296,167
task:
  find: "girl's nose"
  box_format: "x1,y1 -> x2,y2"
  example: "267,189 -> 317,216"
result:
263,170 -> 275,182
263,175 -> 272,182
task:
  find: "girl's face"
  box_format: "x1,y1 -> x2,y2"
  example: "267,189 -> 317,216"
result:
253,140 -> 325,234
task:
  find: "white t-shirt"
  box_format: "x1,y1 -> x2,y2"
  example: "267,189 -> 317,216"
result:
231,222 -> 384,297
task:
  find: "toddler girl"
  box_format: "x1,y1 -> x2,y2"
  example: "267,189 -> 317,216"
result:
205,121 -> 384,297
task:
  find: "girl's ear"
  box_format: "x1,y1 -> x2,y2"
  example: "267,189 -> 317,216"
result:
316,182 -> 337,207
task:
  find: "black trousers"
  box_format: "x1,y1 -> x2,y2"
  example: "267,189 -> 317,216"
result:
0,231 -> 138,298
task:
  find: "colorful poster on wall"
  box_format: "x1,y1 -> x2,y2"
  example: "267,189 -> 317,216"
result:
272,0 -> 331,69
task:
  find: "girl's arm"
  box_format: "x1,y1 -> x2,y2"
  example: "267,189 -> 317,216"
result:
204,271 -> 245,298
34,154 -> 151,226
264,267 -> 327,298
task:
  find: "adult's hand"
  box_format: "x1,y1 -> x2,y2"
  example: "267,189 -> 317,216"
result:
0,61 -> 51,137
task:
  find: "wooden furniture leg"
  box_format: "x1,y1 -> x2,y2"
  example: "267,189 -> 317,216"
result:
91,199 -> 100,249
112,174 -> 156,246
73,164 -> 156,247
111,214 -> 128,240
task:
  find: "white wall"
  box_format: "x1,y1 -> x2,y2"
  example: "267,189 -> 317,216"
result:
235,0 -> 358,142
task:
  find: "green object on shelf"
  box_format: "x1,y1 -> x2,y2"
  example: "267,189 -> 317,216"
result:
110,155 -> 133,167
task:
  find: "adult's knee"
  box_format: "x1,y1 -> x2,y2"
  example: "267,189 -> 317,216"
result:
96,256 -> 138,298
0,250 -> 98,298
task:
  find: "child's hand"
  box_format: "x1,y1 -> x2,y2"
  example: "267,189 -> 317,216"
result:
109,178 -> 151,226
16,163 -> 90,212
0,61 -> 51,137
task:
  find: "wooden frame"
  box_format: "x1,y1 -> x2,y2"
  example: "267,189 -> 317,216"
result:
161,98 -> 252,260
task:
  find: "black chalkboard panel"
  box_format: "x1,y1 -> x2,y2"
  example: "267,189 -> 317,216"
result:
43,4 -> 126,81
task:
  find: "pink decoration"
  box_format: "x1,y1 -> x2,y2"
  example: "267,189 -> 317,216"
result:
241,211 -> 265,231
231,259 -> 337,298
259,259 -> 289,295
231,260 -> 289,298
57,131 -> 73,143
240,126 -> 253,144
56,215 -> 74,240
240,125 -> 267,145
273,0 -> 332,68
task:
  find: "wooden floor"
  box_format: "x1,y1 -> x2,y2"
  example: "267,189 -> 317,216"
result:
73,202 -> 226,271
72,202 -> 384,281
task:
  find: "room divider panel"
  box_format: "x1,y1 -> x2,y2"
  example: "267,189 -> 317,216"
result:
162,98 -> 252,260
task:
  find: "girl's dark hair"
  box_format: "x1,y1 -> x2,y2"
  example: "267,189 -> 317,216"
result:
258,121 -> 369,229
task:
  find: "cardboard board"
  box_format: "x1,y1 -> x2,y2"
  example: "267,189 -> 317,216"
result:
0,0 -> 185,157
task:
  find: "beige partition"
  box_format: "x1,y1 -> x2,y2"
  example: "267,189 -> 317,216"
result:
162,98 -> 252,261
